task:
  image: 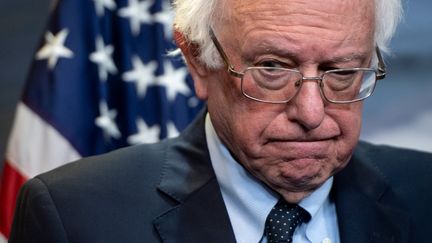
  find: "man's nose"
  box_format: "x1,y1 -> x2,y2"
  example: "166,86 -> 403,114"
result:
286,78 -> 325,130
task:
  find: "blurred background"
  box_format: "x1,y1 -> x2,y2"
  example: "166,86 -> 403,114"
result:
0,0 -> 431,172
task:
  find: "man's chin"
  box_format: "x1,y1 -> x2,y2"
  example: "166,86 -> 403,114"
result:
279,159 -> 324,183
282,157 -> 321,170
271,170 -> 327,202
278,189 -> 315,204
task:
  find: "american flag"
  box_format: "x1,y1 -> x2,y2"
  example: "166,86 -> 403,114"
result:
0,0 -> 202,240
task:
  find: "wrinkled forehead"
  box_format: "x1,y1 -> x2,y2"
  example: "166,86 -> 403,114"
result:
219,0 -> 375,22
214,0 -> 375,41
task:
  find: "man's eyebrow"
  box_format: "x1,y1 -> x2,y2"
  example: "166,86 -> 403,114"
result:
245,40 -> 371,64
243,43 -> 301,61
324,52 -> 370,64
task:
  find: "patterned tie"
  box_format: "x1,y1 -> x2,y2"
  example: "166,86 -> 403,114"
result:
264,200 -> 311,243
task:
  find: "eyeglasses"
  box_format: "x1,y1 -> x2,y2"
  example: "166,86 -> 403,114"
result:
209,28 -> 387,104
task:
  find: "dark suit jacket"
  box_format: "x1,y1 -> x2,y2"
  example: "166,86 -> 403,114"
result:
9,110 -> 432,243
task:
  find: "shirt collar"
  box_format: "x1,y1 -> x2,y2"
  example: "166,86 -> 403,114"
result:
300,177 -> 333,219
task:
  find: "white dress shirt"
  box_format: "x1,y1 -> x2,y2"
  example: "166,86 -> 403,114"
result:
205,113 -> 340,243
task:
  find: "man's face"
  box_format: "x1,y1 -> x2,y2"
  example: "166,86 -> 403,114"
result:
186,0 -> 375,202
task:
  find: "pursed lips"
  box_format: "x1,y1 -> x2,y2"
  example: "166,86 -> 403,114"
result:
265,133 -> 340,144
263,136 -> 338,159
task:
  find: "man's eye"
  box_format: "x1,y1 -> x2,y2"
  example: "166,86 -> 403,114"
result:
333,70 -> 357,76
322,66 -> 342,72
257,60 -> 285,68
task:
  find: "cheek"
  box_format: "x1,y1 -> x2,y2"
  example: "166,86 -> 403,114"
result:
330,103 -> 363,157
206,73 -> 255,148
207,72 -> 242,111
207,82 -> 281,161
207,71 -> 272,134
338,104 -> 362,138
211,102 -> 278,153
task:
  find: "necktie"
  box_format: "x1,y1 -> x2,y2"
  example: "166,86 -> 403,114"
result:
264,200 -> 311,243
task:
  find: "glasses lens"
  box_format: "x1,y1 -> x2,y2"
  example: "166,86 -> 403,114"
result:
242,67 -> 303,103
321,69 -> 377,102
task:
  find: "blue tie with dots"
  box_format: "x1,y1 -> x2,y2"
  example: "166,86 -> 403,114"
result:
264,200 -> 311,243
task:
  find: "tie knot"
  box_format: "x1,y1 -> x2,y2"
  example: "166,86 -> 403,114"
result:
264,200 -> 311,243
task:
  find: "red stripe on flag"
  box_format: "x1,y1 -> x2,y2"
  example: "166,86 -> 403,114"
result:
0,161 -> 27,238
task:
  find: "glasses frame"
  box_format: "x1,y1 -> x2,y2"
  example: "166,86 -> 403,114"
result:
209,28 -> 387,104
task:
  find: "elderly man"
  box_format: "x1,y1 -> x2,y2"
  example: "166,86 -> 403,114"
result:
10,0 -> 432,242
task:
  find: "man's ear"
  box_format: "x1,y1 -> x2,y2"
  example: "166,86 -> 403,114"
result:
174,29 -> 209,100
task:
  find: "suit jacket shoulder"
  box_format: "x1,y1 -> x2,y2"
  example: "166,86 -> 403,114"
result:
10,110 -> 236,243
334,141 -> 432,243
10,141 -> 172,242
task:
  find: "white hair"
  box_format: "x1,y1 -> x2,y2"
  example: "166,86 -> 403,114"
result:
375,0 -> 403,53
172,0 -> 403,69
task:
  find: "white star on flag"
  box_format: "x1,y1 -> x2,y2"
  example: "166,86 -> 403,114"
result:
167,122 -> 180,138
122,56 -> 158,97
127,118 -> 160,144
118,0 -> 154,36
157,61 -> 190,101
35,29 -> 74,70
154,0 -> 174,39
93,0 -> 117,17
89,36 -> 118,81
95,101 -> 121,139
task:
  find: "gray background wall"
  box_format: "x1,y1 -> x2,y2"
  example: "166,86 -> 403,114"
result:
360,0 -> 432,152
0,0 -> 431,172
0,0 -> 51,170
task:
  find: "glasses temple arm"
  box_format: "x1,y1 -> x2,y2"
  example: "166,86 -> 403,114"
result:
375,46 -> 386,79
209,28 -> 244,78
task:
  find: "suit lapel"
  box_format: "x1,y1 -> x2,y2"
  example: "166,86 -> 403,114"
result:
153,109 -> 236,243
154,177 -> 236,243
334,145 -> 411,243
